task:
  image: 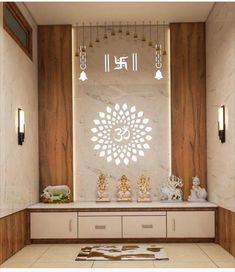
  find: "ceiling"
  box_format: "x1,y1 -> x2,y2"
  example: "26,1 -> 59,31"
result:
25,2 -> 214,25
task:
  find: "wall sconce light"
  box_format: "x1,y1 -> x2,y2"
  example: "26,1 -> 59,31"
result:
18,108 -> 25,145
218,105 -> 225,143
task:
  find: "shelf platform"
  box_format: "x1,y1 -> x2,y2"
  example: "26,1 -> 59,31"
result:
28,201 -> 218,212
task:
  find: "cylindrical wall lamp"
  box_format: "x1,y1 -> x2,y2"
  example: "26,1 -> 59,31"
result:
18,108 -> 25,145
218,105 -> 225,143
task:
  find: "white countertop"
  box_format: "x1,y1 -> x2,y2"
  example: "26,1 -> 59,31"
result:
28,201 -> 218,209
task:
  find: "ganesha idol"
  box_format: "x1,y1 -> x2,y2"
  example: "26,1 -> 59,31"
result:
117,175 -> 132,202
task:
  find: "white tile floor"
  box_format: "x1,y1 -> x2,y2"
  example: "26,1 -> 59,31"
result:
1,243 -> 234,268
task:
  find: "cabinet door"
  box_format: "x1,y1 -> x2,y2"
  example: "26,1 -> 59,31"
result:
167,211 -> 215,238
78,216 -> 122,238
123,216 -> 166,238
31,212 -> 77,238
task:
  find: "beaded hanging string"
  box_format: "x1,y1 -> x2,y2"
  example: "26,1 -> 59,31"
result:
89,22 -> 93,48
95,22 -> 100,42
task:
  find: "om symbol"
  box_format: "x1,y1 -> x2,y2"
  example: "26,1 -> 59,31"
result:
113,126 -> 130,142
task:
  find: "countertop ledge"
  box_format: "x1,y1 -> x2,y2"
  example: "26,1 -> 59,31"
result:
28,201 -> 218,210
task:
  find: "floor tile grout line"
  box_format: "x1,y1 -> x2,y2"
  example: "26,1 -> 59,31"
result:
196,243 -> 219,268
30,244 -> 94,268
1,245 -> 50,268
29,246 -> 51,268
5,243 -> 231,269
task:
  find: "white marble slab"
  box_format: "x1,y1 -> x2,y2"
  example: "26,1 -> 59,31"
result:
206,3 -> 235,213
73,25 -> 171,202
28,201 -> 218,210
0,3 -> 39,218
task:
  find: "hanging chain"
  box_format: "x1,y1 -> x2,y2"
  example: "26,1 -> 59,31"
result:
155,19 -> 162,69
80,46 -> 87,70
155,44 -> 162,69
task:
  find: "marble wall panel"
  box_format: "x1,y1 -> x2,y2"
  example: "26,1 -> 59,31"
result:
73,26 -> 170,201
206,3 -> 235,212
0,3 -> 38,217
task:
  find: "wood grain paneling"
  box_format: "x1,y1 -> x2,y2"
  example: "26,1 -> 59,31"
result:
170,23 -> 206,200
218,207 -> 235,256
38,25 -> 73,200
0,210 -> 30,264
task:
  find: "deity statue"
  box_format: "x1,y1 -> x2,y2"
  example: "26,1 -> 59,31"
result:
188,176 -> 207,202
96,174 -> 110,202
137,175 -> 151,202
160,175 -> 183,201
117,175 -> 132,202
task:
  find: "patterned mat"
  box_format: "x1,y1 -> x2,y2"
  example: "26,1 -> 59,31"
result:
76,245 -> 169,261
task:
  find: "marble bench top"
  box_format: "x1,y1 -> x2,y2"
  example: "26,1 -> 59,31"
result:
28,201 -> 218,210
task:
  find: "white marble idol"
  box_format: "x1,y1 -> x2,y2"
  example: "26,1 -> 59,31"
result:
188,176 -> 207,202
41,185 -> 71,203
160,175 -> 183,201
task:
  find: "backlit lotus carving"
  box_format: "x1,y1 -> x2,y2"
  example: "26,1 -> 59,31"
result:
91,104 -> 152,165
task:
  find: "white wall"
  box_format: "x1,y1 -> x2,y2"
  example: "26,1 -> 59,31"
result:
206,3 -> 235,212
0,3 -> 39,217
73,26 -> 170,201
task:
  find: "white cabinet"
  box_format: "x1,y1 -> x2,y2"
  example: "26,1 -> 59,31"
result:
123,215 -> 166,238
29,206 -> 216,240
31,212 -> 77,239
167,211 -> 215,238
78,216 -> 122,238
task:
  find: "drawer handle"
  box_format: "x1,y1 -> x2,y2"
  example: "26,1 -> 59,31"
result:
69,219 -> 72,232
172,219 -> 176,232
95,225 -> 106,230
142,224 -> 153,229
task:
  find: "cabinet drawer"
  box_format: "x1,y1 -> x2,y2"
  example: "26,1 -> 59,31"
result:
167,211 -> 215,238
31,212 -> 77,239
78,216 -> 122,238
123,216 -> 166,238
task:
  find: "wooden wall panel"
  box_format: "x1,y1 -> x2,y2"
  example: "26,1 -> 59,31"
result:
170,23 -> 206,200
218,207 -> 235,256
38,25 -> 73,200
0,210 -> 30,264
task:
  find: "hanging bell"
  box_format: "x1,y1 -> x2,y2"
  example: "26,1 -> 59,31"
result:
154,70 -> 163,80
79,71 -> 88,81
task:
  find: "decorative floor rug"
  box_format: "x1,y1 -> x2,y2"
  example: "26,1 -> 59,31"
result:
75,245 -> 169,261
